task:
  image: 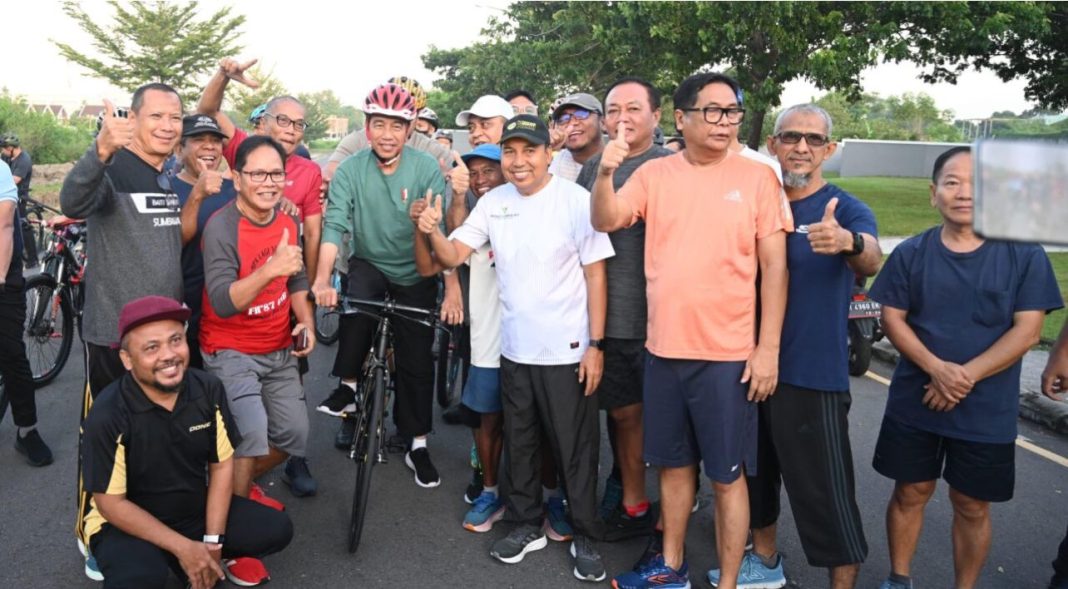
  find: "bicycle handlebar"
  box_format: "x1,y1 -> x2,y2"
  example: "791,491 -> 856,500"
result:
329,296 -> 448,332
22,196 -> 63,216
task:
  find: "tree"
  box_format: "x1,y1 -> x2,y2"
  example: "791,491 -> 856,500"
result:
423,2 -> 1053,148
53,0 -> 246,105
224,66 -> 288,129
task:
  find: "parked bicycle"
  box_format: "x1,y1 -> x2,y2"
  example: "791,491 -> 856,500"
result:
20,194 -> 61,268
327,296 -> 447,554
23,217 -> 87,385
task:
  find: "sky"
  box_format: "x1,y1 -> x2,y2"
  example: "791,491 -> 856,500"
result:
2,0 -> 1040,122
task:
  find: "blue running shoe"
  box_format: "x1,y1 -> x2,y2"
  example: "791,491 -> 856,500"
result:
78,538 -> 103,582
544,495 -> 574,541
706,552 -> 785,589
878,578 -> 912,589
463,491 -> 505,533
611,553 -> 690,588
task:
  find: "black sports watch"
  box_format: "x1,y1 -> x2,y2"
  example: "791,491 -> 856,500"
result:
588,339 -> 605,351
844,231 -> 864,257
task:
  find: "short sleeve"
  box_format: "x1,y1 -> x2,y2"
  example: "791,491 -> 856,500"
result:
573,190 -> 615,265
1014,247 -> 1064,313
869,244 -> 913,310
9,154 -> 31,180
839,195 -> 878,238
82,406 -> 127,495
449,196 -> 490,251
300,160 -> 323,218
222,128 -> 248,169
0,162 -> 16,203
755,167 -> 792,238
616,162 -> 650,225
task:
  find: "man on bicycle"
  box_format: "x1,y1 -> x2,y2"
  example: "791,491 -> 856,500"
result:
199,136 -> 315,587
313,83 -> 447,489
0,159 -> 53,467
1,134 -> 37,268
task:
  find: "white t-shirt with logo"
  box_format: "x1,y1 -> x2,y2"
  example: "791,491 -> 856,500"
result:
467,242 -> 502,368
548,149 -> 583,182
450,175 -> 615,365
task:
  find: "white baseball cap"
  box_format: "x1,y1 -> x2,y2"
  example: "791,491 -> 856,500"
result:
455,95 -> 514,126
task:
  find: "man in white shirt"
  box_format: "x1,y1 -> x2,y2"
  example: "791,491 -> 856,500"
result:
417,114 -> 614,583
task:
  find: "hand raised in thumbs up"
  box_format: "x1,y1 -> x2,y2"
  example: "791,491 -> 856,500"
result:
417,190 -> 444,235
449,151 -> 469,195
409,189 -> 431,225
96,99 -> 135,163
598,121 -> 629,177
806,197 -> 850,255
265,227 -> 304,278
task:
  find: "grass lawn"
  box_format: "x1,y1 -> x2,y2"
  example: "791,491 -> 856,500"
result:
832,176 -> 940,237
30,181 -> 63,214
1044,252 -> 1068,344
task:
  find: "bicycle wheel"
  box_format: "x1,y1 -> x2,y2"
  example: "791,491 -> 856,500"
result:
348,364 -> 385,553
445,332 -> 463,405
314,304 -> 339,345
23,274 -> 74,386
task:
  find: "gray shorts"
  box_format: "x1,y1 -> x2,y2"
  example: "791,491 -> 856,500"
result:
203,348 -> 308,458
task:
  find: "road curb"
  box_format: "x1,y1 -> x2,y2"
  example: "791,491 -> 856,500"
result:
870,341 -> 1068,436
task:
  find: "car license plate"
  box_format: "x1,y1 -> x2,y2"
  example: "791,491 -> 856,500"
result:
849,300 -> 881,317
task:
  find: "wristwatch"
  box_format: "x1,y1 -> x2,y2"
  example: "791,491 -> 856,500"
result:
588,339 -> 605,350
844,231 -> 864,257
203,534 -> 225,545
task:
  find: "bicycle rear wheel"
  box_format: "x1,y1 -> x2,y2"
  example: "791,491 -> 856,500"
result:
348,365 -> 385,553
23,274 -> 74,386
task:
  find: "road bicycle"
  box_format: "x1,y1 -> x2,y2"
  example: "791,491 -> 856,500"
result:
24,218 -> 86,385
328,296 -> 447,554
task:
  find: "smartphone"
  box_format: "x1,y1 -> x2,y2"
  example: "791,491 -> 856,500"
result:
294,328 -> 309,352
974,140 -> 1068,246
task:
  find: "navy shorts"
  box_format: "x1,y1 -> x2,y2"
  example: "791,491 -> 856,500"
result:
642,354 -> 756,484
872,416 -> 1015,503
461,366 -> 502,414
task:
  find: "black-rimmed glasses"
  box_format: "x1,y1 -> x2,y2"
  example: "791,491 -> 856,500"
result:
775,131 -> 830,147
264,113 -> 308,131
240,170 -> 286,183
680,106 -> 746,125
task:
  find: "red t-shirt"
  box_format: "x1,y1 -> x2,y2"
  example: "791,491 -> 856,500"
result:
199,202 -> 309,355
223,128 -> 323,222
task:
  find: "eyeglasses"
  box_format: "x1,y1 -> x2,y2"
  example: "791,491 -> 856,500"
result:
680,107 -> 745,125
555,109 -> 595,126
513,105 -> 538,116
775,131 -> 830,147
264,113 -> 308,131
239,170 -> 286,183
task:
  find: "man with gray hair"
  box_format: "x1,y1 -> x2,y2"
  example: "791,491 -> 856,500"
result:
707,104 -> 881,589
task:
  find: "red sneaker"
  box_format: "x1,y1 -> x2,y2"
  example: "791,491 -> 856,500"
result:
249,483 -> 285,511
224,557 -> 270,587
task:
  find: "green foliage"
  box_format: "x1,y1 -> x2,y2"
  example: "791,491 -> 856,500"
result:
832,176 -> 938,237
53,0 -> 246,105
1043,253 -> 1068,344
775,91 -> 965,142
0,94 -> 93,164
226,66 -> 288,129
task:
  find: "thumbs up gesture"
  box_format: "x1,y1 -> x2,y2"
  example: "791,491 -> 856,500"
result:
417,190 -> 444,235
409,189 -> 430,225
449,151 -> 469,195
265,228 -> 304,278
96,99 -> 134,162
807,197 -> 850,255
598,121 -> 629,176
193,160 -> 223,201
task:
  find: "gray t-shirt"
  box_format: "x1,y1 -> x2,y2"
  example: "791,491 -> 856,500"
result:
577,145 -> 672,340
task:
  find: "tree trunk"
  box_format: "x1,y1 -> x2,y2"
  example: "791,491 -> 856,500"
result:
747,107 -> 767,149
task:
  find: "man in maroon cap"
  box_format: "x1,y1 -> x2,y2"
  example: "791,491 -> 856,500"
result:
80,296 -> 292,589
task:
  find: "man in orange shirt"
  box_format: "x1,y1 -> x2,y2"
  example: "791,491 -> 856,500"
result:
593,72 -> 791,589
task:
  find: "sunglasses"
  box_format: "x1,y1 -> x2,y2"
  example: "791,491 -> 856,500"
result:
555,109 -> 596,125
775,131 -> 830,147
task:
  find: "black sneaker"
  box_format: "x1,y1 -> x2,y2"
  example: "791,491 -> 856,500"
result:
317,384 -> 356,417
601,505 -> 653,542
632,529 -> 663,571
404,447 -> 441,488
282,456 -> 318,497
465,466 -> 484,504
15,429 -> 53,467
334,417 -> 356,450
570,535 -> 606,582
490,524 -> 547,564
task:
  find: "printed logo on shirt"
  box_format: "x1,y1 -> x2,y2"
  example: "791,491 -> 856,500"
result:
131,192 -> 180,214
189,422 -> 212,433
796,224 -> 810,234
490,205 -> 520,220
722,189 -> 742,203
247,290 -> 289,317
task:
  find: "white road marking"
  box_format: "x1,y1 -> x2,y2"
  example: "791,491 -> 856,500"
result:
864,371 -> 892,386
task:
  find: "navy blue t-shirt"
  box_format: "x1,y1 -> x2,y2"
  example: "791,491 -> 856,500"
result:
174,177 -> 237,332
779,183 -> 877,391
869,227 -> 1063,443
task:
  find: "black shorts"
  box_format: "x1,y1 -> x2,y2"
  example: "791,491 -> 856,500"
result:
597,338 -> 644,411
872,416 -> 1015,503
748,383 -> 867,567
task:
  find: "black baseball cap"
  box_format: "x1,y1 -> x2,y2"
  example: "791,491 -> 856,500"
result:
182,114 -> 226,139
499,114 -> 550,146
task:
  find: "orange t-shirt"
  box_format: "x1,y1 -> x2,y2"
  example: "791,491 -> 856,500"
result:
618,151 -> 792,361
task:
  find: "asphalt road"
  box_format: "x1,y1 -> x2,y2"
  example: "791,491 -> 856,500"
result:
1,343 -> 1066,588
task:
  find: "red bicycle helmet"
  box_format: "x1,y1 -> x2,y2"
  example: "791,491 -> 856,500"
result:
363,83 -> 417,121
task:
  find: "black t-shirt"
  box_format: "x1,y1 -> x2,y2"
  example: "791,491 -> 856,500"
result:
81,368 -> 241,538
7,150 -> 32,200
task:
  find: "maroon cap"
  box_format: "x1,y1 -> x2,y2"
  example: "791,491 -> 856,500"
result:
116,296 -> 191,347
